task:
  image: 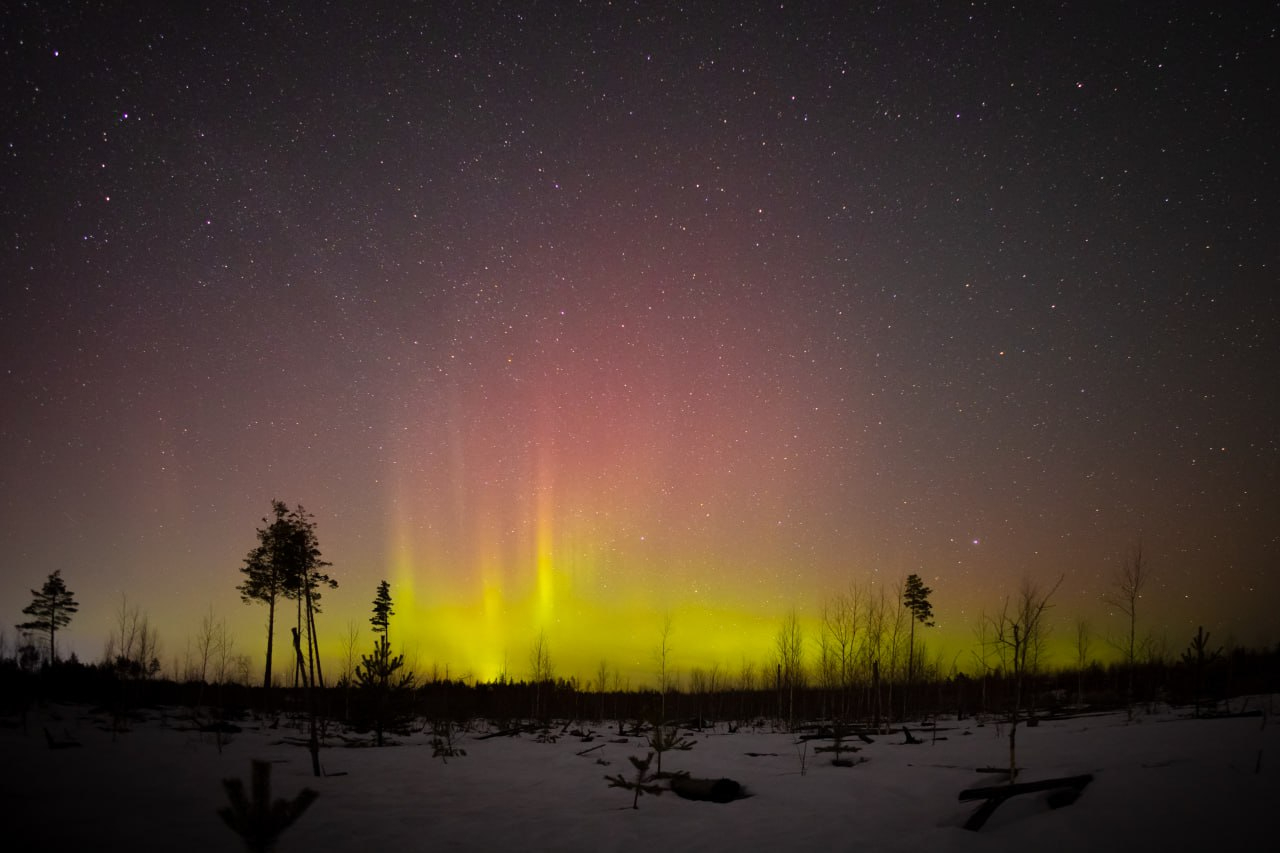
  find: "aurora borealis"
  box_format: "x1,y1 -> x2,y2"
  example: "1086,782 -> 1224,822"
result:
2,2 -> 1276,682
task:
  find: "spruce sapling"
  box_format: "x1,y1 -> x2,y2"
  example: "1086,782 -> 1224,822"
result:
219,760 -> 318,853
605,751 -> 665,809
648,723 -> 695,776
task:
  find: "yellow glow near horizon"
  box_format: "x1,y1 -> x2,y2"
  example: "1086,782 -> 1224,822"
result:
306,376 -> 1130,690
311,548 -> 1111,688
355,587 -> 791,687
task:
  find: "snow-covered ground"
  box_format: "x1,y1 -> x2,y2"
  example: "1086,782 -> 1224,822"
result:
4,701 -> 1276,852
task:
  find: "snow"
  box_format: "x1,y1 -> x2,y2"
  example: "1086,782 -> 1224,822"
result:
4,702 -> 1276,852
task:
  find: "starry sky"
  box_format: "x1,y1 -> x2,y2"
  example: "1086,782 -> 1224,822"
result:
3,2 -> 1277,683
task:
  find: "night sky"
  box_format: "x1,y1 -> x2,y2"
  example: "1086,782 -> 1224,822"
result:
3,2 -> 1277,682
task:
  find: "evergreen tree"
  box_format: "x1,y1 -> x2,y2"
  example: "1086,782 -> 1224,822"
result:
902,573 -> 935,717
236,501 -> 336,692
355,637 -> 412,693
605,752 -> 665,810
281,504 -> 336,691
354,580 -> 414,746
16,571 -> 78,663
219,759 -> 318,853
236,501 -> 292,691
370,580 -> 394,648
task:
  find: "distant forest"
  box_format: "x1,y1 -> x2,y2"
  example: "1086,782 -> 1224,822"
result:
8,506 -> 1277,742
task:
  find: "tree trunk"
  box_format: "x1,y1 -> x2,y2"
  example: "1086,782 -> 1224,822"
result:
1009,624 -> 1021,779
263,595 -> 276,692
905,620 -> 915,722
303,585 -> 321,777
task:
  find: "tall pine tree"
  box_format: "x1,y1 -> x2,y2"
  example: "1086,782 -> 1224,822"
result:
370,580 -> 394,651
16,571 -> 78,663
902,573 -> 935,719
236,501 -> 292,691
355,579 -> 413,746
236,501 -> 336,693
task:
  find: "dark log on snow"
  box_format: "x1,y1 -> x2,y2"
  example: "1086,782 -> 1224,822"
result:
200,721 -> 243,734
958,773 -> 1094,831
44,728 -> 82,749
475,727 -> 524,740
670,776 -> 749,803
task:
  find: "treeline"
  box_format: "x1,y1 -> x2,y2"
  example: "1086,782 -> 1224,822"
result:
7,505 -> 1277,736
3,640 -> 1277,729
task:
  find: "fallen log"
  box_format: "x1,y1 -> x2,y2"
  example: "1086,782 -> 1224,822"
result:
974,765 -> 1018,775
475,727 -> 524,740
670,775 -> 748,803
199,721 -> 242,734
958,773 -> 1094,831
44,727 -> 82,749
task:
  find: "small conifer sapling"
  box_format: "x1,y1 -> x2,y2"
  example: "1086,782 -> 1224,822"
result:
605,752 -> 665,809
219,760 -> 318,853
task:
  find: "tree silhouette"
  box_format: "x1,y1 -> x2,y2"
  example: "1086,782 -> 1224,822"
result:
236,501 -> 292,690
355,579 -> 414,746
236,501 -> 336,693
1182,625 -> 1222,718
282,504 -> 336,692
219,759 -> 318,853
774,608 -> 804,730
16,571 -> 78,664
605,752 -> 664,810
991,574 -> 1063,778
902,573 -> 935,719
1105,542 -> 1152,703
370,580 -> 394,647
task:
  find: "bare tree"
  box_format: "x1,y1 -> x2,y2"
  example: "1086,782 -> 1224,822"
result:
738,657 -> 756,692
213,618 -> 235,685
990,575 -> 1063,778
529,629 -> 554,720
595,659 -> 611,695
821,587 -> 859,719
339,619 -> 361,684
595,659 -> 612,722
882,581 -> 909,724
193,606 -> 218,685
105,594 -> 160,679
774,608 -> 805,730
1105,542 -> 1153,701
706,663 -> 722,721
528,629 -> 554,682
689,667 -> 710,725
655,614 -> 674,725
234,654 -> 253,686
970,610 -> 997,714
1100,545 -> 1152,686
862,585 -> 891,730
1073,617 -> 1092,707
338,619 -> 361,720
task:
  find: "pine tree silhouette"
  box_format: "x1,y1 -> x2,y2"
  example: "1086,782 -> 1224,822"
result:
219,760 -> 317,853
16,571 -> 78,663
